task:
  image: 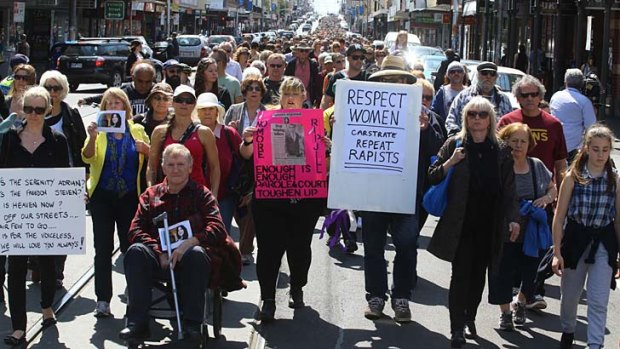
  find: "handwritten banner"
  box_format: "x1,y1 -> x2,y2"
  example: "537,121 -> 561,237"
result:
0,168 -> 86,255
329,80 -> 421,214
254,109 -> 327,199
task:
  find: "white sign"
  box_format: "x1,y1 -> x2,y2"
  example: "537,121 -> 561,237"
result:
208,0 -> 224,10
328,80 -> 421,214
13,2 -> 25,23
0,168 -> 86,255
96,110 -> 126,133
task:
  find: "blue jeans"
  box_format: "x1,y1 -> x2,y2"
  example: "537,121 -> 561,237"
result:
362,211 -> 419,301
218,195 -> 236,234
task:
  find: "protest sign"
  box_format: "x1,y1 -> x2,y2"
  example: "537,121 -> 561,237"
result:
0,168 -> 86,255
254,109 -> 328,199
328,80 -> 421,214
158,220 -> 193,251
96,110 -> 126,133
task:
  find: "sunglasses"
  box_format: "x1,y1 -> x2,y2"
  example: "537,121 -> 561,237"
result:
422,95 -> 433,101
448,69 -> 464,74
152,95 -> 170,102
23,105 -> 47,115
173,96 -> 196,104
44,85 -> 63,92
479,70 -> 497,77
14,74 -> 29,81
520,91 -> 540,99
466,110 -> 490,119
269,64 -> 283,68
349,55 -> 364,61
246,85 -> 262,92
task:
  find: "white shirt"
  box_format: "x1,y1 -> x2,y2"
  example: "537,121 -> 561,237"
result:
225,60 -> 243,82
550,87 -> 597,152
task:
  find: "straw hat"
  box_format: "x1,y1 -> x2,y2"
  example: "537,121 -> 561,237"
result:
368,56 -> 417,84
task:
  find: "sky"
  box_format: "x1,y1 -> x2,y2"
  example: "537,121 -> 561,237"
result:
312,0 -> 341,15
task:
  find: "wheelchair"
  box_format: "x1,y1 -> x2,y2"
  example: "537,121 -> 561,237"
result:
125,278 -> 224,349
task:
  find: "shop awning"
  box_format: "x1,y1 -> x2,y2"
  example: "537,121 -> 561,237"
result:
463,0 -> 476,16
370,9 -> 389,18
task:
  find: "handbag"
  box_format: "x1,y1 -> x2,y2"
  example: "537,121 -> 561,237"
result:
222,126 -> 242,193
422,139 -> 461,217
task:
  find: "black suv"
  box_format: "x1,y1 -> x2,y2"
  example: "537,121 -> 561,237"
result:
58,40 -> 130,91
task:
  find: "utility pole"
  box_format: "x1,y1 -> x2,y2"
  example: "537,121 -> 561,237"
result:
69,0 -> 77,40
167,0 -> 171,37
598,0 -> 612,118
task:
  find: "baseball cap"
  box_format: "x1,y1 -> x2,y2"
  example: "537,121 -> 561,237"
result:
324,55 -> 333,64
10,54 -> 29,68
477,61 -> 497,72
163,59 -> 180,70
173,84 -> 195,98
346,44 -> 366,56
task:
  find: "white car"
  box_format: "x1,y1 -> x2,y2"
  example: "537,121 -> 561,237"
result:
177,35 -> 209,66
464,60 -> 526,110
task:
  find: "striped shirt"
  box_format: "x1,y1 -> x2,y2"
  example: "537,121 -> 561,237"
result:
568,166 -> 617,228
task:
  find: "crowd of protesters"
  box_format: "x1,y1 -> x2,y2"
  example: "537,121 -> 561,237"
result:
0,14 -> 617,349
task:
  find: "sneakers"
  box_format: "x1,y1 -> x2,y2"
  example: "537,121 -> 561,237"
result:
498,311 -> 514,331
512,299 -> 526,325
364,297 -> 385,320
94,301 -> 112,318
391,298 -> 412,323
525,294 -> 547,310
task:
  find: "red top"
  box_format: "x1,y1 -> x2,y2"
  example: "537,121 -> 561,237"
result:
215,125 -> 242,200
498,109 -> 568,175
163,128 -> 207,186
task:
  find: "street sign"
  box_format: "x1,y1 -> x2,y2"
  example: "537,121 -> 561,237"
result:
104,1 -> 125,20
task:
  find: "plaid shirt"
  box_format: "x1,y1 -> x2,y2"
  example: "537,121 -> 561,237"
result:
568,166 -> 617,228
128,179 -> 226,255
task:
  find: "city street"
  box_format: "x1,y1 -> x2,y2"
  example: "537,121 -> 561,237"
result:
1,83 -> 619,348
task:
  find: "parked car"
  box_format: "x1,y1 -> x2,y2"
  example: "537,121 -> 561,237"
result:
301,24 -> 312,33
420,55 -> 446,83
58,40 -> 164,92
58,41 -> 129,91
177,35 -> 209,65
207,35 -> 236,48
80,36 -> 153,58
464,60 -> 526,109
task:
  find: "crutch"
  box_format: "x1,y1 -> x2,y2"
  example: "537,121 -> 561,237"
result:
153,212 -> 184,340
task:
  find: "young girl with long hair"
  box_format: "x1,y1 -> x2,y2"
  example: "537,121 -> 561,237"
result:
552,124 -> 620,349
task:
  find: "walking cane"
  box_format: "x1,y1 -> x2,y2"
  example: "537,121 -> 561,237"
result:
153,212 -> 184,340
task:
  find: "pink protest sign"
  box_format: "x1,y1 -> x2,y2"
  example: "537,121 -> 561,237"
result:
253,109 -> 328,199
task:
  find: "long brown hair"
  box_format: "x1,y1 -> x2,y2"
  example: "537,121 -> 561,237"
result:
195,58 -> 219,96
568,124 -> 617,192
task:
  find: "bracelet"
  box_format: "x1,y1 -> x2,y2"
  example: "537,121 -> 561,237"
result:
243,139 -> 253,146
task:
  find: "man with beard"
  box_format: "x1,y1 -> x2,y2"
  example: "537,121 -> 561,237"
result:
162,59 -> 183,90
78,61 -> 155,115
445,62 -> 512,136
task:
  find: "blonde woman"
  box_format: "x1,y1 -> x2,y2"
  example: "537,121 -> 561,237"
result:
82,87 -> 150,318
0,87 -> 68,344
240,77 -> 325,321
8,63 -> 36,119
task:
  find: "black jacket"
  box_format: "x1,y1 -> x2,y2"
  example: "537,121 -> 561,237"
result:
284,58 -> 320,106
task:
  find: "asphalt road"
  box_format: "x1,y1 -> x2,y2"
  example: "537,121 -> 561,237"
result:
4,84 -> 620,349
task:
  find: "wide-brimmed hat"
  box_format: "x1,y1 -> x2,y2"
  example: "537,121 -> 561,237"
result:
196,93 -> 225,124
368,56 -> 417,84
145,82 -> 173,108
292,42 -> 312,51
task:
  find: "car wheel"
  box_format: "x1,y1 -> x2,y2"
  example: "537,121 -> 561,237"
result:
69,83 -> 79,92
155,68 -> 163,83
109,71 -> 123,88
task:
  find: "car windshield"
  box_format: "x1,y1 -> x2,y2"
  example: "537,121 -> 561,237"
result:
178,37 -> 201,46
63,45 -> 99,56
209,36 -> 230,44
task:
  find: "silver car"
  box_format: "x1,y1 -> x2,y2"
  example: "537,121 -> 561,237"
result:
177,35 -> 209,66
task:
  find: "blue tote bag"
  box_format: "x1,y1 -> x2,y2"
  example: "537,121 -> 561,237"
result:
422,140 -> 460,217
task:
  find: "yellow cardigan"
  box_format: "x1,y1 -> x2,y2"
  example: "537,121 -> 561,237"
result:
81,120 -> 149,198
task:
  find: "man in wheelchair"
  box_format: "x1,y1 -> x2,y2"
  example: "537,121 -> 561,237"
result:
120,143 -> 228,344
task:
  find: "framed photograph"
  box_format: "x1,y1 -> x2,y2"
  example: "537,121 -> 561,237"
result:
96,110 -> 126,133
158,220 -> 193,252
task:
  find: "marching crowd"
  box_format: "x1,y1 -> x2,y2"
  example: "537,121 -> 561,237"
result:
0,14 -> 617,349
